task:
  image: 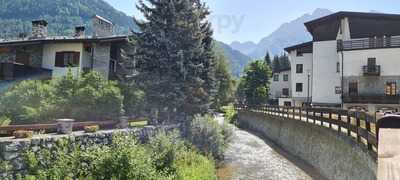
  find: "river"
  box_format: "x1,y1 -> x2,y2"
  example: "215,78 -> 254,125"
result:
216,115 -> 327,180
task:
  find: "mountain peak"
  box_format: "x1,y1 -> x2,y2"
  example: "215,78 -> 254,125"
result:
231,8 -> 334,58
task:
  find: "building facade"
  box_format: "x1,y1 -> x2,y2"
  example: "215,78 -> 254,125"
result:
0,15 -> 131,84
270,69 -> 292,106
286,11 -> 400,112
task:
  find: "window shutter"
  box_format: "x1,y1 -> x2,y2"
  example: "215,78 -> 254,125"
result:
55,52 -> 64,67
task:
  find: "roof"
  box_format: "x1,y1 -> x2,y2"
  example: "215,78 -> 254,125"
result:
305,11 -> 400,41
0,35 -> 129,47
93,15 -> 113,25
32,20 -> 48,26
284,41 -> 313,52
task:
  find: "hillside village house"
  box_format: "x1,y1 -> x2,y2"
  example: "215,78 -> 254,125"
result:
285,11 -> 400,112
0,15 -> 131,91
269,68 -> 292,106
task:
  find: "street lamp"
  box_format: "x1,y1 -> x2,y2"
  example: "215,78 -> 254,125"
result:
307,70 -> 311,107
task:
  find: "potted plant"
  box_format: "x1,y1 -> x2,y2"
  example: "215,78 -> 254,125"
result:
56,119 -> 75,134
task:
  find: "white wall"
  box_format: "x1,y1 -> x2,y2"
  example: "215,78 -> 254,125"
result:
337,17 -> 351,40
42,43 -> 83,78
270,70 -> 291,99
312,41 -> 341,104
288,51 -> 313,100
341,48 -> 400,76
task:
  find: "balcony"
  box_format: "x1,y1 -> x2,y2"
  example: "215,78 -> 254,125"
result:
343,94 -> 400,104
337,36 -> 400,51
362,65 -> 381,76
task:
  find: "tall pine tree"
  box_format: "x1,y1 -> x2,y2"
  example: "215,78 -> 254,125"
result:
264,51 -> 271,68
133,0 -> 216,123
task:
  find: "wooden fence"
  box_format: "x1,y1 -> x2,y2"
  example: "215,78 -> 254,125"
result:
236,105 -> 378,158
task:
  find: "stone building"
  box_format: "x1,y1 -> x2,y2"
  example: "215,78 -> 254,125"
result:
0,15 -> 132,86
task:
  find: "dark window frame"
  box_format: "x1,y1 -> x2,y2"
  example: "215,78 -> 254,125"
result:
296,64 -> 303,74
296,83 -> 303,92
273,74 -> 279,82
283,74 -> 289,82
55,51 -> 80,68
349,82 -> 358,96
282,88 -> 289,96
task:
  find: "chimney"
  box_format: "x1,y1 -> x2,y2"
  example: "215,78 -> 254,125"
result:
92,15 -> 114,37
31,20 -> 48,39
74,26 -> 85,38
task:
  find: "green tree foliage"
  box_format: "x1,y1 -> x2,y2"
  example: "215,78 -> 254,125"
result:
18,132 -> 217,180
271,54 -> 290,73
237,60 -> 272,107
0,71 -> 123,124
212,50 -> 236,110
133,0 -> 217,123
264,51 -> 272,68
0,0 -> 137,38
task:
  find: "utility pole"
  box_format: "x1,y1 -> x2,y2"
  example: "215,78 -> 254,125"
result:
307,70 -> 311,107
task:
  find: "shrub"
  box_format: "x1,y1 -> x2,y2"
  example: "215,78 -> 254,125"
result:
84,125 -> 99,133
0,71 -> 124,124
0,80 -> 55,124
174,150 -> 217,180
187,114 -> 233,160
119,83 -> 146,117
18,132 -> 217,180
220,104 -> 238,125
13,130 -> 34,139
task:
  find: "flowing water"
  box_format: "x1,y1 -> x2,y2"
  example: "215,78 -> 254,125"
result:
216,115 -> 326,180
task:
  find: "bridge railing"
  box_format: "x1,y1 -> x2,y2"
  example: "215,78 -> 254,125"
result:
235,105 -> 378,159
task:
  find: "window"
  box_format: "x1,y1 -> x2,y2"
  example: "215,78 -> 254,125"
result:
283,74 -> 289,81
386,82 -> 397,96
336,62 -> 340,73
296,83 -> 303,92
282,88 -> 289,96
55,52 -> 80,67
296,51 -> 303,57
296,64 -> 303,74
349,82 -> 358,96
367,58 -> 376,66
273,74 -> 279,81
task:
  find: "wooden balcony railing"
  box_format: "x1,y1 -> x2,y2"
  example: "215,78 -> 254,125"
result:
235,105 -> 378,159
362,65 -> 381,76
338,36 -> 400,51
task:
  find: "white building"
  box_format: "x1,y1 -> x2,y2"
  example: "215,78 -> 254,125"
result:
284,42 -> 313,107
270,69 -> 292,106
286,11 -> 400,112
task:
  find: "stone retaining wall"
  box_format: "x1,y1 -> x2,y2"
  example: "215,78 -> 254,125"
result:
0,125 -> 179,178
238,111 -> 377,180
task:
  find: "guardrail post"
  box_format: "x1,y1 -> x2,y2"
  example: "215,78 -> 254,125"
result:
313,111 -> 316,124
320,112 -> 324,126
299,108 -> 302,121
356,114 -> 361,143
329,112 -> 332,129
338,114 -> 342,135
306,108 -> 309,123
347,112 -> 351,136
292,107 -> 295,119
366,121 -> 373,151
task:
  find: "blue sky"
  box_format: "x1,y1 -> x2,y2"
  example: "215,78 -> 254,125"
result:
105,0 -> 400,44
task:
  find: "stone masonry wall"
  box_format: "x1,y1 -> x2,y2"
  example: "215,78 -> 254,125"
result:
238,111 -> 377,180
0,125 -> 179,178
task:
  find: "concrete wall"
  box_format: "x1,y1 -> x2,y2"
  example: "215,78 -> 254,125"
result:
237,111 -> 377,180
288,51 -> 313,105
312,41 -> 341,105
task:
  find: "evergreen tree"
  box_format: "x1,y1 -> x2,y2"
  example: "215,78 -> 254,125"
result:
212,50 -> 235,109
279,54 -> 290,70
264,51 -> 272,68
133,0 -> 216,124
272,55 -> 280,73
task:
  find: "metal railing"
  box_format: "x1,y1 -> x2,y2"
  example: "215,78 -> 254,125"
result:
235,105 -> 378,159
338,36 -> 400,51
